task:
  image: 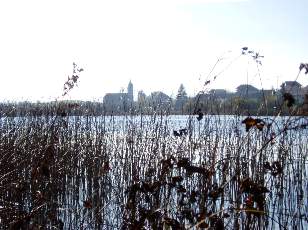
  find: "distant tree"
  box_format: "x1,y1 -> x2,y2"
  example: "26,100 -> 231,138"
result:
138,90 -> 146,103
175,84 -> 188,113
176,84 -> 187,99
137,91 -> 147,111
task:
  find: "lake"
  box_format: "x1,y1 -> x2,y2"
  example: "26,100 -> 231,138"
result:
0,114 -> 307,229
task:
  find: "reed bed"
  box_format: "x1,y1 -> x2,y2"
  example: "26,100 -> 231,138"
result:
0,114 -> 307,229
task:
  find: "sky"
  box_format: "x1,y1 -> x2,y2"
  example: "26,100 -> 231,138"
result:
0,0 -> 308,101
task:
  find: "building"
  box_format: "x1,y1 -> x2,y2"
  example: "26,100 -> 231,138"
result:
301,94 -> 308,115
280,81 -> 301,92
103,81 -> 134,112
280,81 -> 302,101
301,85 -> 308,95
236,84 -> 260,97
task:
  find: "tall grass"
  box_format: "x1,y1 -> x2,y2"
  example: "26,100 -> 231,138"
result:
0,113 -> 307,229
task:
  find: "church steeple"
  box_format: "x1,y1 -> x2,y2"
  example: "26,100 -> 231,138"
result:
127,80 -> 133,102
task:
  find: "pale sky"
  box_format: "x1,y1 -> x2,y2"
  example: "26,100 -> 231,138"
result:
0,0 -> 307,101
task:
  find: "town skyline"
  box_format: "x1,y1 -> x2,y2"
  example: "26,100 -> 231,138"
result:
103,79 -> 308,101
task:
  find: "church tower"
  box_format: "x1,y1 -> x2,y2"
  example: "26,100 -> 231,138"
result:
127,80 -> 133,102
